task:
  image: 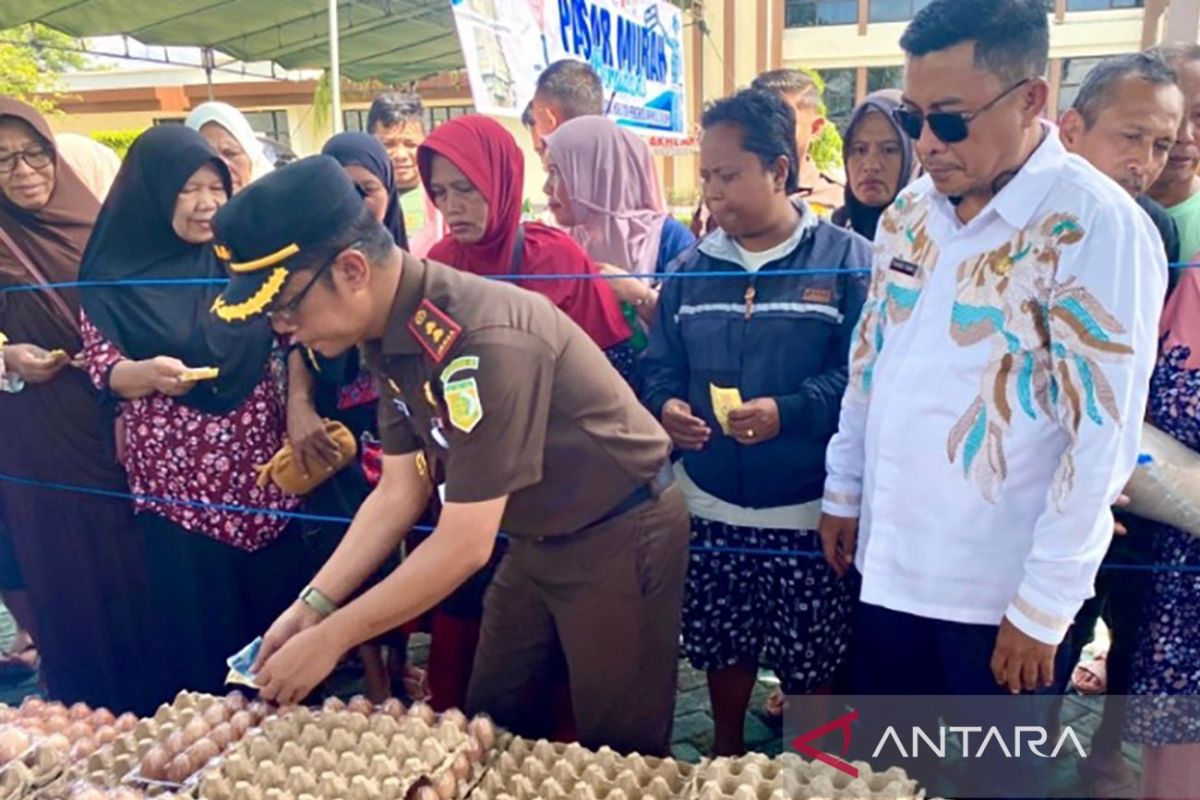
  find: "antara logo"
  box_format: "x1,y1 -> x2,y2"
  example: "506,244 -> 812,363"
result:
790,709 -> 1088,780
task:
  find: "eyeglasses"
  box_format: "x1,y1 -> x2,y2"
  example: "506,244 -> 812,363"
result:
892,79 -> 1032,144
0,147 -> 52,175
266,241 -> 362,325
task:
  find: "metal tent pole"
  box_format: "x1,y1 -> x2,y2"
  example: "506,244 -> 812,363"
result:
329,0 -> 343,133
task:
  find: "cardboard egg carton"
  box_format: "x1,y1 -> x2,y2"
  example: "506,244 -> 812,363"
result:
471,738 -> 697,800
198,704 -> 498,800
693,753 -> 924,800
57,691 -> 266,792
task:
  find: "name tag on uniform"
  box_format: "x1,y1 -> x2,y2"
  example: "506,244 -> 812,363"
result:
802,287 -> 833,304
889,257 -> 920,276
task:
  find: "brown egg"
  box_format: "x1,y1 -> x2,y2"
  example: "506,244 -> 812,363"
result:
183,718 -> 210,744
408,702 -> 435,726
229,711 -> 253,738
246,700 -> 270,723
186,738 -> 219,767
322,696 -> 346,713
66,721 -> 93,742
44,701 -> 67,717
464,735 -> 483,765
114,713 -> 138,734
140,746 -> 169,781
347,695 -> 374,716
69,739 -> 97,762
20,697 -> 45,715
111,789 -> 142,800
450,752 -> 471,781
43,715 -> 70,734
201,704 -> 228,727
468,716 -> 495,750
163,730 -> 188,756
380,698 -> 405,720
0,709 -> 17,726
68,702 -> 92,720
431,769 -> 457,800
165,752 -> 193,783
208,723 -> 234,750
89,709 -> 115,728
223,691 -> 248,713
93,726 -> 117,746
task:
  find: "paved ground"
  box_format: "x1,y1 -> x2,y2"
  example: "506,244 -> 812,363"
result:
0,608 -> 1142,798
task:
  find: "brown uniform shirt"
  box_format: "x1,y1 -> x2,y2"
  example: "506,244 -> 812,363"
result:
364,254 -> 671,540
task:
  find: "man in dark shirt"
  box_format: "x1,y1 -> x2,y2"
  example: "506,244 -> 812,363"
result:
1057,51 -> 1184,796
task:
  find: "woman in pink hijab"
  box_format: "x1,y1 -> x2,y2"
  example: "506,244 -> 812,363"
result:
542,116 -> 695,328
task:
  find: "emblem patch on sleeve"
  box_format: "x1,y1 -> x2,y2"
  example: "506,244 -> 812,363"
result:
444,378 -> 483,433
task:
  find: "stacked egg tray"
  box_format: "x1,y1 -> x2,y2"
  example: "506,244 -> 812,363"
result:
0,698 -> 148,800
468,740 -> 931,800
192,700 -> 501,800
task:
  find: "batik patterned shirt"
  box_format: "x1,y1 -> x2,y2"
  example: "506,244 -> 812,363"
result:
823,126 -> 1166,644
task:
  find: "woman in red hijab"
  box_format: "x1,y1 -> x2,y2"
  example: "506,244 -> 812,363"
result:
417,115 -> 635,380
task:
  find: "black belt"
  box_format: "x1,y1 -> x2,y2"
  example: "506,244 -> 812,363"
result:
582,462 -> 675,532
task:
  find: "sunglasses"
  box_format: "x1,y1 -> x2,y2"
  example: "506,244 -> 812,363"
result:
892,79 -> 1032,144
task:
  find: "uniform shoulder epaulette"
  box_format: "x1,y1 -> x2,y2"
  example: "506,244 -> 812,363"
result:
406,298 -> 462,363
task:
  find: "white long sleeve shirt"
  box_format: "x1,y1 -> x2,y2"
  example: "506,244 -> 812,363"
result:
823,128 -> 1165,645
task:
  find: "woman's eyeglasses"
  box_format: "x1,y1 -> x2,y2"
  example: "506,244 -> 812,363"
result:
891,79 -> 1032,144
0,147 -> 52,175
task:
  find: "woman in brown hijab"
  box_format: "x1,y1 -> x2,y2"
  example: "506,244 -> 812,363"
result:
0,98 -> 156,713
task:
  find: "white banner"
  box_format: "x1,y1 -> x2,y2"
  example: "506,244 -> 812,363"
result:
449,0 -> 688,138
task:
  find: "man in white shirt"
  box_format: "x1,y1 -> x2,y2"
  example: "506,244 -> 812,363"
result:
819,0 -> 1164,708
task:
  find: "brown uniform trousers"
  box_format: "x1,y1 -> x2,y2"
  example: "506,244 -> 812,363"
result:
369,255 -> 690,756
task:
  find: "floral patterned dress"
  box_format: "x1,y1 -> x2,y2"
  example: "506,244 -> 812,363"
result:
1125,273 -> 1200,746
80,311 -> 298,551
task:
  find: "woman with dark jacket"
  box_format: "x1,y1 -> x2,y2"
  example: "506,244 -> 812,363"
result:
641,89 -> 870,756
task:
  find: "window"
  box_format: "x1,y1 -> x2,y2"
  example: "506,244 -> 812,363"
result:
867,0 -> 934,23
425,104 -> 475,129
1057,56 -> 1106,114
866,66 -> 904,95
785,0 -> 858,27
241,110 -> 290,146
343,109 -> 370,132
1066,0 -> 1141,9
818,68 -> 857,132
346,104 -> 474,134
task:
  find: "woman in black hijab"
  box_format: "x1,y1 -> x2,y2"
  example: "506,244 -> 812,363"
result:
831,90 -> 917,240
78,125 -> 310,699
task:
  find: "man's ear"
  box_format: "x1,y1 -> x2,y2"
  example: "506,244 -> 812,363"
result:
1059,108 -> 1085,150
335,248 -> 372,292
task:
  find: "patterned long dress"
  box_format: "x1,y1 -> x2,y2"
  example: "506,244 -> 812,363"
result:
1125,278 -> 1200,746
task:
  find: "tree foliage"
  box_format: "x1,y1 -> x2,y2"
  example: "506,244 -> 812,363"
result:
796,66 -> 845,171
0,24 -> 86,112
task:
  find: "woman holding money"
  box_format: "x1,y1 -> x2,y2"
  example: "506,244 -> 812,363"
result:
640,89 -> 870,756
78,126 -> 310,700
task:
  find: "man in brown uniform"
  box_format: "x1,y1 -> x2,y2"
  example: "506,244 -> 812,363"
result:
213,156 -> 689,755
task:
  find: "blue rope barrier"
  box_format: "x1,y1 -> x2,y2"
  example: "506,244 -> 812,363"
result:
3,470 -> 1198,574
2,259 -> 1200,293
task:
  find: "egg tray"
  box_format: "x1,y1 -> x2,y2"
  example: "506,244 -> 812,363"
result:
31,779 -> 195,800
691,753 -> 924,800
468,741 -> 928,800
62,691 -> 267,792
194,705 -> 500,800
469,739 -> 696,800
0,700 -> 142,796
